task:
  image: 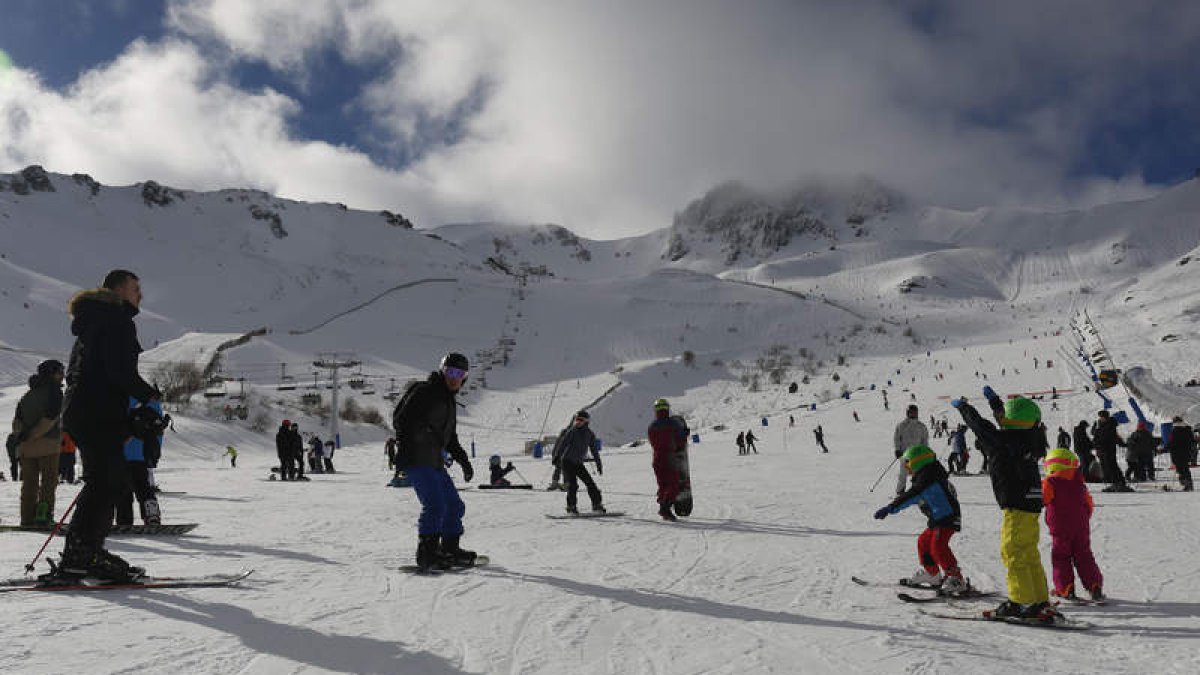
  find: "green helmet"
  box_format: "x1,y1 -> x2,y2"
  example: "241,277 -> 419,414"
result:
902,444 -> 936,473
653,398 -> 670,412
1001,397 -> 1041,429
1043,447 -> 1079,476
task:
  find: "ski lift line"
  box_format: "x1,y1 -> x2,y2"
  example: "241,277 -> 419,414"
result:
288,278 -> 458,335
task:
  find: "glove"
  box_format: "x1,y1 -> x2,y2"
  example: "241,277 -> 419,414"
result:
873,507 -> 890,520
950,397 -> 965,409
596,461 -> 604,476
894,448 -> 903,458
460,461 -> 474,483
506,461 -> 514,469
982,385 -> 998,400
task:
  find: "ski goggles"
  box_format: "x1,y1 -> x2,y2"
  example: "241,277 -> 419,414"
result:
442,366 -> 468,380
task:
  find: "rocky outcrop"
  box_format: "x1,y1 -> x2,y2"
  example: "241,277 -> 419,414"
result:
249,204 -> 287,239
380,210 -> 414,228
71,173 -> 101,196
142,180 -> 184,207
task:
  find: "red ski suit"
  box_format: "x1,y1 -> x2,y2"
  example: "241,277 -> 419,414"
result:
1043,470 -> 1103,595
647,411 -> 689,506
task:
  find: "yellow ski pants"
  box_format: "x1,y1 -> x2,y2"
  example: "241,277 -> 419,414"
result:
1000,509 -> 1049,604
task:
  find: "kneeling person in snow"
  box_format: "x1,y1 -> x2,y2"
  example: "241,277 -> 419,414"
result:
550,410 -> 605,514
393,352 -> 477,572
874,445 -> 966,594
489,454 -> 515,486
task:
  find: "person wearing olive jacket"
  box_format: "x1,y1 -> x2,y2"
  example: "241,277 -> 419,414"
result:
393,352 -> 477,572
57,270 -> 159,581
13,360 -> 66,527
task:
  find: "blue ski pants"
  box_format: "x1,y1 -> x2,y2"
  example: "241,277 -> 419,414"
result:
407,466 -> 465,536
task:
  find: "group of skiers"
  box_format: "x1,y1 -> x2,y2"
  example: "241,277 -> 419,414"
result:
275,422 -> 338,479
735,430 -> 758,455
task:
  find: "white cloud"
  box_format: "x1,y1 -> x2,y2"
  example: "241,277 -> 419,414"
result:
4,1 -> 1197,237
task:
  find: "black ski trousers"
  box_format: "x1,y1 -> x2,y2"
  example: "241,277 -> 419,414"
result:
562,461 -> 602,510
67,426 -> 130,553
116,460 -> 156,526
1097,447 -> 1126,487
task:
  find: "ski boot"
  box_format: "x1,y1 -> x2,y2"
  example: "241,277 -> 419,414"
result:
1051,584 -> 1077,601
141,499 -> 162,526
1086,583 -> 1105,602
939,575 -> 968,596
658,504 -> 677,521
591,504 -> 607,514
415,534 -> 448,573
439,535 -> 478,568
53,547 -> 145,583
546,482 -> 563,492
901,569 -> 943,588
985,600 -> 1025,619
565,505 -> 580,516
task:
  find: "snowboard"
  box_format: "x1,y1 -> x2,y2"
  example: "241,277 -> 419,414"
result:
544,511 -> 626,520
109,523 -> 198,536
400,555 -> 490,574
0,569 -> 253,593
478,484 -> 533,490
0,524 -> 60,533
673,441 -> 694,517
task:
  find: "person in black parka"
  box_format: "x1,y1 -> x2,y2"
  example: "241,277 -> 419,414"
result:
1072,420 -> 1096,480
58,270 -> 159,580
1093,411 -> 1130,492
1166,417 -> 1195,491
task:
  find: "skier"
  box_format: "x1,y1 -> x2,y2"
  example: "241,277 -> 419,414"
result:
814,425 -> 829,453
1093,411 -> 1131,492
647,398 -> 689,521
116,398 -> 162,526
946,425 -> 969,475
550,410 -> 605,514
736,431 -> 746,455
488,455 -> 515,487
745,430 -> 758,454
224,445 -> 238,468
893,405 -> 929,496
12,360 -> 65,527
1166,416 -> 1195,491
1072,420 -> 1096,480
59,432 -> 77,484
853,410 -> 860,422
1055,427 -> 1071,451
1042,448 -> 1103,601
323,440 -> 336,473
1125,422 -> 1157,483
288,423 -> 305,480
392,352 -> 477,572
873,445 -> 967,594
385,437 -> 397,472
309,435 -> 323,473
57,270 -> 159,581
953,388 -> 1058,622
275,420 -> 293,480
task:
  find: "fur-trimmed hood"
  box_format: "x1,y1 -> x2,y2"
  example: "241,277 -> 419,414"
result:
67,288 -> 138,335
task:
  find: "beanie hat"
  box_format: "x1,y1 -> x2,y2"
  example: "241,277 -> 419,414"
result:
37,359 -> 64,377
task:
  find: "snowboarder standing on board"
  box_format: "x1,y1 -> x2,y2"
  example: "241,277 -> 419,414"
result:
550,410 -> 605,514
893,405 -> 929,496
953,387 -> 1059,622
392,352 -> 477,572
647,398 -> 689,521
873,444 -> 967,595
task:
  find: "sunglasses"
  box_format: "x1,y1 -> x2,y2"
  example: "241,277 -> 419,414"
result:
443,366 -> 468,380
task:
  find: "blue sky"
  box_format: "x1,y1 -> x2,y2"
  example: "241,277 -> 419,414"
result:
1,1 -> 1198,236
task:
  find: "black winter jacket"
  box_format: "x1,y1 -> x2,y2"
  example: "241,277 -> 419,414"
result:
956,400 -> 1043,513
551,424 -> 601,467
1073,422 -> 1094,457
392,372 -> 469,470
62,289 -> 156,438
1093,418 -> 1125,453
1167,424 -> 1195,462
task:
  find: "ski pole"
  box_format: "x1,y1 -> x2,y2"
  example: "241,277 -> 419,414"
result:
24,488 -> 82,574
868,455 -> 901,493
511,465 -> 532,485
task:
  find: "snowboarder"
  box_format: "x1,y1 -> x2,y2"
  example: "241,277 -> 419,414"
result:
58,269 -> 159,581
116,398 -> 162,526
647,398 -> 690,521
1042,448 -> 1104,601
1093,411 -> 1130,492
1125,422 -> 1157,483
12,360 -> 65,527
549,410 -> 605,514
392,352 -> 477,572
224,445 -> 238,468
745,430 -> 758,454
814,426 -> 828,453
1166,417 -> 1195,491
276,420 -> 293,480
893,405 -> 929,496
873,445 -> 966,594
736,432 -> 746,455
953,388 -> 1058,622
289,423 -> 305,480
488,455 -> 516,487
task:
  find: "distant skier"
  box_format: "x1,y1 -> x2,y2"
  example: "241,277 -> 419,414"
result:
1042,448 -> 1104,601
953,388 -> 1058,622
1093,411 -> 1130,493
392,352 -> 478,572
813,426 -> 828,453
893,405 -> 929,496
946,425 -> 969,474
736,431 -> 746,455
324,440 -> 336,473
1072,420 -> 1096,480
745,430 -> 758,454
385,437 -> 397,472
873,445 -> 966,594
1055,427 -> 1071,451
647,398 -> 689,521
224,445 -> 238,468
289,423 -> 305,480
488,455 -> 516,487
550,410 -> 605,514
1166,417 -> 1195,491
853,410 -> 860,422
309,435 -> 323,473
276,420 -> 293,480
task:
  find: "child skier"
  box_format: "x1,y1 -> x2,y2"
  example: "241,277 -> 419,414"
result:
953,387 -> 1059,622
489,454 -> 516,486
1042,448 -> 1104,601
873,445 -> 967,594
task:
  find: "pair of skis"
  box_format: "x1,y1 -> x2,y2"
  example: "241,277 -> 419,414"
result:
851,575 -> 1095,630
0,569 -> 253,593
